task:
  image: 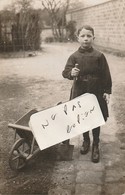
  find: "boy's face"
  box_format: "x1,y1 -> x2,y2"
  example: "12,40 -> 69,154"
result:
78,28 -> 95,49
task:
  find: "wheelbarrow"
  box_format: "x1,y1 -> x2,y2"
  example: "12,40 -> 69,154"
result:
8,109 -> 74,171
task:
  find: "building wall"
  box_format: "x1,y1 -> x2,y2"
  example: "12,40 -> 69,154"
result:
67,0 -> 125,52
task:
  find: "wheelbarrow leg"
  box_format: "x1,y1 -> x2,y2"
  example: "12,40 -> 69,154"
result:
62,139 -> 70,145
57,142 -> 74,161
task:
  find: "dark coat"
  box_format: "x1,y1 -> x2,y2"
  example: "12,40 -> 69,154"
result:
62,47 -> 112,121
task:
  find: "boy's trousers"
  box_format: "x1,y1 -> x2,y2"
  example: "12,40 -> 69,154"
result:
83,127 -> 100,144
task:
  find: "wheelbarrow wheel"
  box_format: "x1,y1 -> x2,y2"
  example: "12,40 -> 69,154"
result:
9,138 -> 31,171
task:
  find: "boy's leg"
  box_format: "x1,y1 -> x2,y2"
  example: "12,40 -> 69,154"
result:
80,131 -> 90,154
92,126 -> 100,144
91,127 -> 100,163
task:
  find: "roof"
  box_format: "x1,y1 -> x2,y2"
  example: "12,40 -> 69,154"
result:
68,0 -> 112,12
82,0 -> 111,7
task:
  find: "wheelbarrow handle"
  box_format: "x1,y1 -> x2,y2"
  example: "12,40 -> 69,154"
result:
8,123 -> 31,131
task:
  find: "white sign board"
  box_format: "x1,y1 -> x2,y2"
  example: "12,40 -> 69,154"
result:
30,93 -> 105,150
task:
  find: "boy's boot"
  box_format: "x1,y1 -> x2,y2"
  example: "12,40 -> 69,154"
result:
91,142 -> 100,163
80,139 -> 90,154
80,131 -> 90,154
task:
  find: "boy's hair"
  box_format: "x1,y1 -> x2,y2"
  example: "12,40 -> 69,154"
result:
77,25 -> 94,36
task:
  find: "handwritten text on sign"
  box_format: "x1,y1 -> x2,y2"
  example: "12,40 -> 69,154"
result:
30,94 -> 105,150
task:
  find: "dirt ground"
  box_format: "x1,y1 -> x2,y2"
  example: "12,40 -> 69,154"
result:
0,43 -> 125,195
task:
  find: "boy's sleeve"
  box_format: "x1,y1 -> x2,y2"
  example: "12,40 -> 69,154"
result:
62,55 -> 76,80
100,54 -> 112,94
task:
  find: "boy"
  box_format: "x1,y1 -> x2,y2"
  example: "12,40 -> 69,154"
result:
62,25 -> 112,163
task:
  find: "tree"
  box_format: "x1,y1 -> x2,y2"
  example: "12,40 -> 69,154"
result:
12,0 -> 42,50
66,20 -> 77,41
0,0 -> 43,52
14,0 -> 33,12
0,10 -> 16,51
40,0 -> 70,41
68,0 -> 84,10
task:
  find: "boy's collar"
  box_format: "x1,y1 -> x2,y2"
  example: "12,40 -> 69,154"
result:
78,46 -> 93,53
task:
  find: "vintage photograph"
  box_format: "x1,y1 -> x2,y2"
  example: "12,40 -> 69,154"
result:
0,0 -> 125,194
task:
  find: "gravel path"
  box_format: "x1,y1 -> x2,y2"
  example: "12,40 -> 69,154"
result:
0,43 -> 125,195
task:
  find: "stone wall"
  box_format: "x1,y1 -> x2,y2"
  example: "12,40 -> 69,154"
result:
67,0 -> 125,52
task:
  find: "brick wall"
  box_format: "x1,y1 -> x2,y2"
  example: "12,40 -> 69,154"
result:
67,0 -> 125,52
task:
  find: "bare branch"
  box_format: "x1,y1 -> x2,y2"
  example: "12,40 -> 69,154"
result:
39,0 -> 71,41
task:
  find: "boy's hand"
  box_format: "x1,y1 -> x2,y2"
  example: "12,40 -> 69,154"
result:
71,67 -> 80,77
103,93 -> 110,104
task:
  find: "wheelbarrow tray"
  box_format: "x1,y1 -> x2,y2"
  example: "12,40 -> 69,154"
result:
8,109 -> 38,142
